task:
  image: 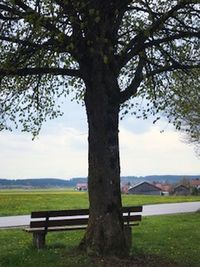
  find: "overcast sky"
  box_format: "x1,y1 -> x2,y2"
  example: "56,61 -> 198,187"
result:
0,98 -> 199,180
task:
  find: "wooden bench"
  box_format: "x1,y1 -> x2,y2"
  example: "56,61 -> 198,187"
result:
24,206 -> 143,249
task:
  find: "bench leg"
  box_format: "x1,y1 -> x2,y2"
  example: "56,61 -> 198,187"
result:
124,226 -> 132,250
33,232 -> 46,249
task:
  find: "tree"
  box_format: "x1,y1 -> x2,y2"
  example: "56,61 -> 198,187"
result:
178,177 -> 191,188
0,0 -> 199,257
163,70 -> 200,156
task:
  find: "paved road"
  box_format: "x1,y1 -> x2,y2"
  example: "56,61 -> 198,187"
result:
0,201 -> 199,229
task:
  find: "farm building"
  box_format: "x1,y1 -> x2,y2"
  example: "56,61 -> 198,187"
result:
154,183 -> 173,195
75,183 -> 88,191
121,184 -> 131,194
128,182 -> 162,195
191,179 -> 200,189
173,185 -> 190,196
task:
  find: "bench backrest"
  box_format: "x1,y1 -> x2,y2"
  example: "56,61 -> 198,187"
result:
30,206 -> 142,230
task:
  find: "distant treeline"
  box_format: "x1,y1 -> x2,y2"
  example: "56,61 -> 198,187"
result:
0,175 -> 200,189
0,178 -> 85,188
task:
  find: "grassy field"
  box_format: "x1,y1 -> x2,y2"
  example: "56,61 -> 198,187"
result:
0,189 -> 200,216
0,190 -> 199,266
0,213 -> 199,267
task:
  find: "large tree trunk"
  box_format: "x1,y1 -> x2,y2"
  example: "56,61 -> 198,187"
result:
80,61 -> 128,257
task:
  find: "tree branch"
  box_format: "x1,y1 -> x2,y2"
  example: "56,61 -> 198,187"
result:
146,63 -> 200,77
0,1 -> 76,56
144,30 -> 200,49
0,67 -> 81,78
119,59 -> 200,104
0,34 -> 68,53
12,0 -> 72,45
120,56 -> 145,104
0,4 -> 16,13
120,0 -> 198,66
0,35 -> 41,47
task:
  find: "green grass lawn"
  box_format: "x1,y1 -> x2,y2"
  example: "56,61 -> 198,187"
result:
0,213 -> 199,267
0,190 -> 199,266
133,213 -> 200,267
0,189 -> 200,216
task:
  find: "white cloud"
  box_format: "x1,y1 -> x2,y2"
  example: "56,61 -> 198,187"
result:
119,126 -> 200,176
0,127 -> 88,179
0,121 -> 199,179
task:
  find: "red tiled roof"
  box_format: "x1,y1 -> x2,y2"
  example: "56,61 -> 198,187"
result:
121,185 -> 129,193
191,179 -> 200,186
76,183 -> 87,188
155,184 -> 172,192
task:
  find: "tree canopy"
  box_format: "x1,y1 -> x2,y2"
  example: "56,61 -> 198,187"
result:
164,69 -> 200,156
0,0 -> 200,257
0,1 -> 199,134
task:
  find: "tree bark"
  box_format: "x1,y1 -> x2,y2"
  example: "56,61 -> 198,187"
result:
80,61 -> 128,257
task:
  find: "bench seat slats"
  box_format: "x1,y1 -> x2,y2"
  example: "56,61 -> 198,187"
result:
31,206 -> 143,219
30,218 -> 89,228
30,214 -> 142,228
122,206 -> 143,212
31,209 -> 89,218
25,223 -> 140,234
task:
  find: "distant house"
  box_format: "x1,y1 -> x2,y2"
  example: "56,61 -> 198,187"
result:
191,179 -> 200,189
154,183 -> 173,195
173,185 -> 190,196
128,182 -> 162,195
75,183 -> 88,191
121,184 -> 130,194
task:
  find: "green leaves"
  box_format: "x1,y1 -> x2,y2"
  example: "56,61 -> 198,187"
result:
0,0 -> 199,139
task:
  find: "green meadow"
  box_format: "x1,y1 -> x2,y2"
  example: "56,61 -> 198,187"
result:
0,189 -> 200,216
0,190 -> 200,266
